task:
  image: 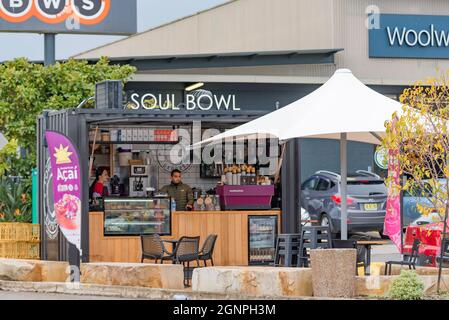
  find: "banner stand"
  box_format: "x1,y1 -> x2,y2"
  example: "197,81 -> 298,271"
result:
45,130 -> 83,283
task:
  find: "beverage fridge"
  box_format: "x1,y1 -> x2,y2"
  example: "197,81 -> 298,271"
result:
248,215 -> 278,265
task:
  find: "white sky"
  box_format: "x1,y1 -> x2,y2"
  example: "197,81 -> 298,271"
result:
0,0 -> 228,61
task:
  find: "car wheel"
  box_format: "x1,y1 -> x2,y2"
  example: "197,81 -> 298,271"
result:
320,213 -> 336,234
379,230 -> 390,240
320,213 -> 330,228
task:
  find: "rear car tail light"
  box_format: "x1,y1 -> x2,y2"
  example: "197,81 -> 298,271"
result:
331,195 -> 354,205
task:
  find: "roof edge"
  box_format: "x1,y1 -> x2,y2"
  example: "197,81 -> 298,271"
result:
71,0 -> 237,59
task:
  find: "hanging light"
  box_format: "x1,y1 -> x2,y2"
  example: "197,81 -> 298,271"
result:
185,82 -> 205,92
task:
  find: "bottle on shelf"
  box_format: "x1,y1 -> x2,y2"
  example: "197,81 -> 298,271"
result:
170,198 -> 176,212
225,167 -> 233,185
236,167 -> 242,185
232,166 -> 238,185
214,195 -> 221,211
240,166 -> 247,185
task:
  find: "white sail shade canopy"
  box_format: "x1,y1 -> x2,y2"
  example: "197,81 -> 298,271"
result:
194,69 -> 403,146
193,69 -> 404,241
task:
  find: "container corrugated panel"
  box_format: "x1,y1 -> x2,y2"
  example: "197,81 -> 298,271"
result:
333,0 -> 449,85
37,110 -> 70,261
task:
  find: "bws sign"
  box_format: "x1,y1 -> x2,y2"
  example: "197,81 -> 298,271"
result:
0,0 -> 109,24
369,14 -> 449,59
0,0 -> 136,35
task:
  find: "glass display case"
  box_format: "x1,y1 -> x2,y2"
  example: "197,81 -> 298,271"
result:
103,197 -> 171,236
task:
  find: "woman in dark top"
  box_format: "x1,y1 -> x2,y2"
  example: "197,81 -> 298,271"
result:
89,168 -> 110,200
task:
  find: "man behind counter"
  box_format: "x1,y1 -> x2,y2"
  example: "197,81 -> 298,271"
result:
160,169 -> 194,211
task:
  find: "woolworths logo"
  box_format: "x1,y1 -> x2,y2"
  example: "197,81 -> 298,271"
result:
387,25 -> 449,47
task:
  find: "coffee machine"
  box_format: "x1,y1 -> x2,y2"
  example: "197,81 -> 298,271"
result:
129,165 -> 149,197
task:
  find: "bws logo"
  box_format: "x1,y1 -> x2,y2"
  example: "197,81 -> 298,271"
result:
0,0 -> 109,25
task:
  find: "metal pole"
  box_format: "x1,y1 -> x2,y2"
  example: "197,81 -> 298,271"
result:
400,175 -> 406,253
44,33 -> 56,66
340,133 -> 348,240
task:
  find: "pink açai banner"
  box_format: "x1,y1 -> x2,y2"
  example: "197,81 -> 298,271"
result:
45,131 -> 82,251
384,148 -> 402,253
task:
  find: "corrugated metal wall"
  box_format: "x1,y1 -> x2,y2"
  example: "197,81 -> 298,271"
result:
37,110 -> 90,263
333,0 -> 449,85
122,0 -> 449,86
38,111 -> 70,261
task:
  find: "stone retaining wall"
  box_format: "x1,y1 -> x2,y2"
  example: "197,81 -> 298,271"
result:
356,274 -> 449,297
80,262 -> 184,290
0,259 -> 68,282
192,266 -> 313,298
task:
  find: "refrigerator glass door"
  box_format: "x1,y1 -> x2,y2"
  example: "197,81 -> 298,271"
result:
248,215 -> 277,265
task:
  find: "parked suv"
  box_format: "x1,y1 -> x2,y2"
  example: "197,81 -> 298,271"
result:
301,170 -> 387,235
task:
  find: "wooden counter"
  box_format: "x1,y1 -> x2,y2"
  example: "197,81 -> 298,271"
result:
89,210 -> 281,266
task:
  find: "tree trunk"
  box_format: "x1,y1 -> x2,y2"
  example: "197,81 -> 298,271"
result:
437,202 -> 449,293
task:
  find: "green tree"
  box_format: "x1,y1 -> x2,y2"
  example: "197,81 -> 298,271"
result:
0,57 -> 136,179
382,72 -> 449,293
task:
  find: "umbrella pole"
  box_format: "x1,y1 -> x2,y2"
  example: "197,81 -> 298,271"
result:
340,133 -> 348,240
274,143 -> 287,184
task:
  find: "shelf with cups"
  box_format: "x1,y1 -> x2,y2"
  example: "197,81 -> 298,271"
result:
89,140 -> 180,145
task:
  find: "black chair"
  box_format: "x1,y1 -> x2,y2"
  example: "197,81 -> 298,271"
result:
141,234 -> 172,263
385,239 -> 421,275
298,226 -> 332,267
436,235 -> 449,266
332,239 -> 365,275
274,234 -> 301,267
199,234 -> 218,267
171,236 -> 201,286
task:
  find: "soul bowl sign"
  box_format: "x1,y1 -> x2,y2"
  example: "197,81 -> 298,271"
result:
0,0 -> 109,24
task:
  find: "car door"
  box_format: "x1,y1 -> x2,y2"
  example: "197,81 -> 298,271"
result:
314,177 -> 333,214
301,176 -> 319,219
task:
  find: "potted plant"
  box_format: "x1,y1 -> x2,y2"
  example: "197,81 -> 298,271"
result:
0,177 -> 38,259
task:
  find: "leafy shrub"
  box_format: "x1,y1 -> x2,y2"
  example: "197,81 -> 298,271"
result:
388,270 -> 425,300
0,177 -> 31,223
0,57 -> 136,182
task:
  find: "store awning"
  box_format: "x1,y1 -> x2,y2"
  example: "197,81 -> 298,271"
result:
85,49 -> 343,71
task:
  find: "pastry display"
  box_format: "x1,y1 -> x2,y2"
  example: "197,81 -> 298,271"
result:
103,198 -> 171,236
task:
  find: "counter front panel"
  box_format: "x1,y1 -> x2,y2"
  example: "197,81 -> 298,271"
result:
89,210 -> 281,266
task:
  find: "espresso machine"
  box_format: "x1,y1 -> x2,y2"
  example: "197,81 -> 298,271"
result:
129,165 -> 149,197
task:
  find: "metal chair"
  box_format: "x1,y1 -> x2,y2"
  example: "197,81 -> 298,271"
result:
171,236 -> 201,286
332,239 -> 365,275
274,234 -> 301,267
436,235 -> 449,266
199,234 -> 218,267
385,239 -> 421,275
141,234 -> 172,263
297,226 -> 332,267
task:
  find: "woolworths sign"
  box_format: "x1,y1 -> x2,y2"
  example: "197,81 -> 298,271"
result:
369,14 -> 449,59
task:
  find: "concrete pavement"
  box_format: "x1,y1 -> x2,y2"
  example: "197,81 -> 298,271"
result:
371,241 -> 402,263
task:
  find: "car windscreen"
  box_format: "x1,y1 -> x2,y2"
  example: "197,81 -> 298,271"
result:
346,180 -> 386,196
